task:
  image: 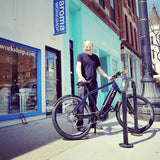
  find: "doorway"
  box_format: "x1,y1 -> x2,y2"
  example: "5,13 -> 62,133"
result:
45,46 -> 61,112
70,40 -> 75,95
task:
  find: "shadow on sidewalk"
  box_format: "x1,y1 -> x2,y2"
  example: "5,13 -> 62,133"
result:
62,119 -> 160,149
62,120 -> 123,141
131,128 -> 160,145
0,116 -> 61,160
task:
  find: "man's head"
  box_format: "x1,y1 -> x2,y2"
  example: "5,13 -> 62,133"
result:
83,40 -> 93,55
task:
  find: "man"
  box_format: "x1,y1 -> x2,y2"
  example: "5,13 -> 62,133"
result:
76,40 -> 111,130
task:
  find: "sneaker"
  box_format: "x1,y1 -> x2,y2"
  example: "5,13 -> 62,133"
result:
76,120 -> 84,132
91,123 -> 103,130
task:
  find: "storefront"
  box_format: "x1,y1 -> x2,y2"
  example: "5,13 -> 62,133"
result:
0,0 -> 64,126
0,38 -> 42,121
121,47 -> 142,94
0,37 -> 63,126
0,0 -> 122,126
64,1 -> 122,106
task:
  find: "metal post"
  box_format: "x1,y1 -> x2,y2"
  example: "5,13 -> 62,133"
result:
138,0 -> 160,121
119,78 -> 133,148
132,81 -> 138,134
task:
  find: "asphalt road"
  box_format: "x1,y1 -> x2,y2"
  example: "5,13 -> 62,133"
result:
0,112 -> 116,160
0,115 -> 61,160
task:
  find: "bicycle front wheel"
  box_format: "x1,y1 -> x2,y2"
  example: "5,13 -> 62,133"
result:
116,94 -> 154,133
52,95 -> 92,140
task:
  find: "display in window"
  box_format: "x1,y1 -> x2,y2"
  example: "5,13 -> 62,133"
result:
0,40 -> 37,115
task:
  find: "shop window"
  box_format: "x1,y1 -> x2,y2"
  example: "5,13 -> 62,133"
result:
132,0 -> 135,14
99,0 -> 105,8
100,56 -> 109,92
0,38 -> 40,118
125,15 -> 129,41
130,56 -> 133,78
128,0 -> 130,7
112,59 -> 118,74
130,23 -> 134,46
110,0 -> 115,23
134,28 -> 137,49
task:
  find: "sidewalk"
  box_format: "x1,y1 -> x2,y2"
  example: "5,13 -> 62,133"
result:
50,118 -> 160,160
1,115 -> 160,160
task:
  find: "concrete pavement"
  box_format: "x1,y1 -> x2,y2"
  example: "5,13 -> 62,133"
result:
0,114 -> 160,160
0,116 -> 62,160
50,118 -> 160,160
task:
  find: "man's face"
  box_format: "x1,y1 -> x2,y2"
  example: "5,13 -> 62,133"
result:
83,42 -> 93,55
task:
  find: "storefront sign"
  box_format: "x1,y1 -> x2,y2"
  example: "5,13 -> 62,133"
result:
0,42 -> 35,57
54,0 -> 66,35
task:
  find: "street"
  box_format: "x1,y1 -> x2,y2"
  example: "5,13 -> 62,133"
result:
0,116 -> 62,160
0,113 -> 115,160
1,113 -> 160,160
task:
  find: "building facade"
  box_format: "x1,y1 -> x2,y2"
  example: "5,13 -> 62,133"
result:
0,0 -> 122,127
149,5 -> 160,92
0,0 -> 143,127
82,0 -> 142,93
0,0 -> 65,126
118,0 -> 142,94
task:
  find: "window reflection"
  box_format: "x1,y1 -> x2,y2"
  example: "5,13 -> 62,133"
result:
0,41 -> 37,115
45,51 -> 57,111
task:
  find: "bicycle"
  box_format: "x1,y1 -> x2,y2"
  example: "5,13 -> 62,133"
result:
52,72 -> 154,140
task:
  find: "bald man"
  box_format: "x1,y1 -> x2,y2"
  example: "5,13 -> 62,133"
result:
76,40 -> 111,131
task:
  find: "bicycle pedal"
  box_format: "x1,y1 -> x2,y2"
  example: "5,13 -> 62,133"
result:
110,106 -> 115,112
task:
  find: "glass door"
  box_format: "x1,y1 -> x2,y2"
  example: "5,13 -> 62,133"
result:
45,47 -> 61,112
70,40 -> 75,95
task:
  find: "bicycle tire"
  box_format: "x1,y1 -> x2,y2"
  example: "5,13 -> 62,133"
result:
116,94 -> 154,133
52,95 -> 92,140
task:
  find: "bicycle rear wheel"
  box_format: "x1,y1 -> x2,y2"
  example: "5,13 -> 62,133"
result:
116,94 -> 154,133
52,95 -> 92,140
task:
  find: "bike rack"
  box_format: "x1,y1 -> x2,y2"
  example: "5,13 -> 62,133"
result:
20,113 -> 28,125
119,77 -> 139,148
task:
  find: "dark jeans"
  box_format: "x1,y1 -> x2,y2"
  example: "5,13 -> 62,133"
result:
77,82 -> 98,127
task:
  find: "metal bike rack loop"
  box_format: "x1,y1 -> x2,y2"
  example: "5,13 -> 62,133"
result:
131,81 -> 139,134
119,77 -> 137,148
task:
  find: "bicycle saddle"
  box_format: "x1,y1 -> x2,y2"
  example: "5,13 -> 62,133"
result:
76,81 -> 90,86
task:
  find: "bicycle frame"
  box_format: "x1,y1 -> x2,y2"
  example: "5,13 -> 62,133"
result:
74,80 -> 122,114
52,71 -> 155,140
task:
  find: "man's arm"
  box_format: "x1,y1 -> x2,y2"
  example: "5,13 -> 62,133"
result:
76,61 -> 86,82
96,66 -> 111,80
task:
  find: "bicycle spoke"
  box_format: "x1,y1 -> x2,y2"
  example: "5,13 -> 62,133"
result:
52,95 -> 92,140
116,95 -> 154,133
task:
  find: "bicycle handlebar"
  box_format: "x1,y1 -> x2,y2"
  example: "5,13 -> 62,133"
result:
76,71 -> 123,86
110,71 -> 123,81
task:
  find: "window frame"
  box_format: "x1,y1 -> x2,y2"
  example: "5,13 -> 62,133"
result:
110,0 -> 116,23
99,0 -> 105,9
0,37 -> 42,121
125,15 -> 129,41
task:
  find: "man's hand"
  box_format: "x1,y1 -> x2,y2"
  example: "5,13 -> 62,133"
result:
78,76 -> 86,82
106,76 -> 112,81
